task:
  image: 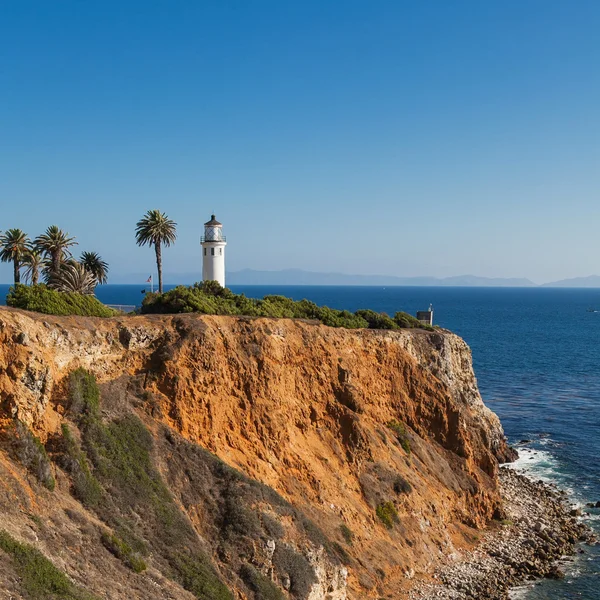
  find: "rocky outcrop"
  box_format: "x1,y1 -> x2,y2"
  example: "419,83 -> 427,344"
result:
0,307 -> 515,598
410,468 -> 596,599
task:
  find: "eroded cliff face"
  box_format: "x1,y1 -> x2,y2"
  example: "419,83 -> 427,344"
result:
0,307 -> 514,599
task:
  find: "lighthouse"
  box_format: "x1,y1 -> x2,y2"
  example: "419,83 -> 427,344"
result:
201,215 -> 227,287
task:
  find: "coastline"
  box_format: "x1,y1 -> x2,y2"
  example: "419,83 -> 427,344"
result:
410,467 -> 596,599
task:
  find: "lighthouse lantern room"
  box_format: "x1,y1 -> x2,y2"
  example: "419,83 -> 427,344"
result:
201,215 -> 227,287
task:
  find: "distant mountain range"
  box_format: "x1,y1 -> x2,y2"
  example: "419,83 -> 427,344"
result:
540,275 -> 600,288
94,269 -> 600,288
226,269 -> 538,287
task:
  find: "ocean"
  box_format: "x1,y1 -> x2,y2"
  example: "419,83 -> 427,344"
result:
2,284 -> 600,597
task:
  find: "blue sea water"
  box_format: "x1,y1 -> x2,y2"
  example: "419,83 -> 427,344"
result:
2,284 -> 600,597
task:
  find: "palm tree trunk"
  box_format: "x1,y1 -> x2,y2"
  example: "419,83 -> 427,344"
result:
155,242 -> 163,294
13,258 -> 20,284
32,267 -> 38,286
52,251 -> 60,275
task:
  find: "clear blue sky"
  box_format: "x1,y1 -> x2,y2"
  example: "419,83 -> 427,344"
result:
1,0 -> 599,284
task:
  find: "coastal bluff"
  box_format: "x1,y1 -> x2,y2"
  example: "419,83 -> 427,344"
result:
0,306 -> 516,599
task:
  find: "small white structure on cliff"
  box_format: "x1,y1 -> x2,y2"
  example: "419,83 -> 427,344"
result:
416,304 -> 434,326
201,214 -> 227,287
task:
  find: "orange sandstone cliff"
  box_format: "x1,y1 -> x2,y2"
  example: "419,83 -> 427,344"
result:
0,307 -> 515,599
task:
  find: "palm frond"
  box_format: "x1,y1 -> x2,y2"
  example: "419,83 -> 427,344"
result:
0,229 -> 29,263
80,251 -> 109,285
47,261 -> 96,295
34,226 -> 78,274
135,210 -> 177,248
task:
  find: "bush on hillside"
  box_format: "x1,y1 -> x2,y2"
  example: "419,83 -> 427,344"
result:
3,420 -> 55,491
6,284 -> 117,317
375,501 -> 400,530
339,524 -> 354,545
240,564 -> 286,600
140,281 -> 430,331
101,531 -> 147,573
387,420 -> 411,454
355,309 -> 397,330
59,369 -> 234,600
0,530 -> 98,600
272,545 -> 317,599
394,311 -> 433,330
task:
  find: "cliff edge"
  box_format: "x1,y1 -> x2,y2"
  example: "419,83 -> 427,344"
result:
0,307 -> 515,599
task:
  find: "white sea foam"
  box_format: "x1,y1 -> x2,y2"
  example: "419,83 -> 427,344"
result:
504,446 -> 561,483
581,512 -> 600,522
508,584 -> 534,599
506,445 -> 582,498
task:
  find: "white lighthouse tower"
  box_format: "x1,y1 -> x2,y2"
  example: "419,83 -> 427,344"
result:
201,215 -> 227,287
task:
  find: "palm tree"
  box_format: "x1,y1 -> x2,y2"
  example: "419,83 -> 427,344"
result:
80,251 -> 109,285
47,261 -> 96,295
34,226 -> 77,275
0,229 -> 30,284
22,247 -> 43,285
135,210 -> 177,294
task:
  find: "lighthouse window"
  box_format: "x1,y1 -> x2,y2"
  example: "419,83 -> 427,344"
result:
203,248 -> 206,256
211,248 -> 215,256
219,248 -> 222,255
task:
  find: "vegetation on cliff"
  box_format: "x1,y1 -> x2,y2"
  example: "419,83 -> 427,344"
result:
6,284 -> 118,317
1,420 -> 55,491
0,367 -> 344,600
388,419 -> 412,454
59,369 -> 233,598
141,281 -> 433,330
0,530 -> 98,600
375,501 -> 400,530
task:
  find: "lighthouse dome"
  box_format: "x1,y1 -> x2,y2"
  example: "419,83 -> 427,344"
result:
204,215 -> 222,227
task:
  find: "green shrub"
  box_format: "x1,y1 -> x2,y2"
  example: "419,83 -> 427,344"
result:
6,421 -> 55,491
139,282 -> 433,332
101,532 -> 147,573
170,552 -> 233,600
68,368 -> 100,427
317,306 -> 367,328
6,284 -> 117,317
60,424 -> 103,507
387,420 -> 411,454
141,284 -> 246,316
376,501 -> 399,530
393,476 -> 412,495
0,530 -> 98,599
394,311 -> 433,331
355,309 -> 397,330
84,415 -> 183,531
240,564 -> 286,600
339,523 -> 354,545
28,514 -> 44,529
